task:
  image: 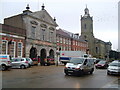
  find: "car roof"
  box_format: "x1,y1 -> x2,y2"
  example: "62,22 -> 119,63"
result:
71,57 -> 94,59
12,58 -> 26,59
112,60 -> 120,63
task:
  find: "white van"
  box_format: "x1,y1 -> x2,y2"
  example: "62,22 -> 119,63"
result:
0,54 -> 12,71
59,51 -> 86,65
64,57 -> 94,76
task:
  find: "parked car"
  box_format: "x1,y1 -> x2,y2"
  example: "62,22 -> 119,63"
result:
0,54 -> 12,71
47,56 -> 55,65
95,60 -> 108,69
26,58 -> 33,67
107,60 -> 120,75
11,58 -> 29,69
64,57 -> 94,76
31,58 -> 38,65
94,59 -> 103,64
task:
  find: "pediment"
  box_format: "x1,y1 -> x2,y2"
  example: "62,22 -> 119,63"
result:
30,10 -> 58,26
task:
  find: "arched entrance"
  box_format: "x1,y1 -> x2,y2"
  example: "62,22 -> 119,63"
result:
48,49 -> 55,65
40,49 -> 46,66
29,46 -> 37,59
49,49 -> 54,58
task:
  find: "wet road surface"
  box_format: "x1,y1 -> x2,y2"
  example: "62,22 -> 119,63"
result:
1,65 -> 120,88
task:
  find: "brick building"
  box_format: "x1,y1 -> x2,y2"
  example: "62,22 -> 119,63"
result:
56,28 -> 88,52
0,24 -> 26,58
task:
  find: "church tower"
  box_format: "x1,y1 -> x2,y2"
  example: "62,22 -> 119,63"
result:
81,6 -> 95,56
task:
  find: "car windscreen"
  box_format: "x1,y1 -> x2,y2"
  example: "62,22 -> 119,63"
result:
98,61 -> 106,64
109,62 -> 120,67
69,58 -> 84,64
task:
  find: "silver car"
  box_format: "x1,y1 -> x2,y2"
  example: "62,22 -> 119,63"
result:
11,58 -> 29,69
26,58 -> 33,67
107,60 -> 120,75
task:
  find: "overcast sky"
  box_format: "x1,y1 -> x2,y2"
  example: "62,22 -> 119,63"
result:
0,0 -> 119,51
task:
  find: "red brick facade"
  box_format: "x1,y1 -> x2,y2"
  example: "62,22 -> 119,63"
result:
56,28 -> 88,52
0,24 -> 26,58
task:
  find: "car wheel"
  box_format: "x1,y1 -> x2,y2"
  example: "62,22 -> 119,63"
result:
63,62 -> 67,65
20,65 -> 26,69
105,66 -> 108,69
90,68 -> 94,74
28,64 -> 31,67
2,65 -> 6,71
65,73 -> 69,76
107,71 -> 110,75
79,70 -> 84,76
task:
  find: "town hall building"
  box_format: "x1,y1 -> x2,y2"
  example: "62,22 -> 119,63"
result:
4,4 -> 58,64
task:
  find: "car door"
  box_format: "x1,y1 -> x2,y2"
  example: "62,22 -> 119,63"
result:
20,58 -> 25,65
87,59 -> 94,71
12,59 -> 20,68
83,59 -> 89,73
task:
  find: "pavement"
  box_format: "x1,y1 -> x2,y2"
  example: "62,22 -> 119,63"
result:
102,78 -> 120,89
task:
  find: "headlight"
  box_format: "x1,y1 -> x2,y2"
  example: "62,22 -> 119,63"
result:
75,68 -> 80,70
